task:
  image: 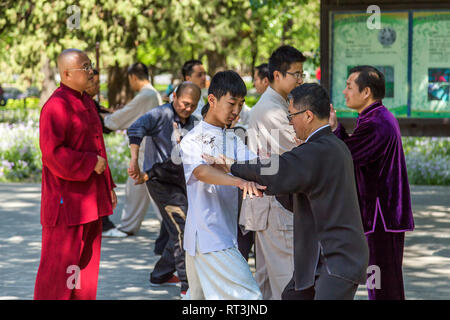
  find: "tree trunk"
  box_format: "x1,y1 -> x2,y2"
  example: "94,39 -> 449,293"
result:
205,50 -> 227,77
250,35 -> 258,81
281,18 -> 294,44
107,63 -> 134,109
39,58 -> 57,107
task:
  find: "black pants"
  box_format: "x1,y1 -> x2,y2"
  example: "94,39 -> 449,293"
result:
237,227 -> 254,261
282,255 -> 358,300
237,189 -> 254,261
154,222 -> 169,255
146,179 -> 188,291
102,216 -> 115,232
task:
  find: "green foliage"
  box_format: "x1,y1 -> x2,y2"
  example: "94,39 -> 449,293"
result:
0,0 -> 320,88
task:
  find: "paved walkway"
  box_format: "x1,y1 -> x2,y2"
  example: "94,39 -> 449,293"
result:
0,183 -> 449,300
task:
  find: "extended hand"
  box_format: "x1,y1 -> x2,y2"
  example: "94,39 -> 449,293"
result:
237,179 -> 267,200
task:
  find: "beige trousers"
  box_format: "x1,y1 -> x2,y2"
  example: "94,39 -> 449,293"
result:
240,195 -> 294,300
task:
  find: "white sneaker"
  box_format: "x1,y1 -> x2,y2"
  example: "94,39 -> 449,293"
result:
102,228 -> 128,238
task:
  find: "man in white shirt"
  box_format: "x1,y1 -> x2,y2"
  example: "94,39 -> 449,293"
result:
101,62 -> 163,237
180,71 -> 264,300
242,45 -> 306,300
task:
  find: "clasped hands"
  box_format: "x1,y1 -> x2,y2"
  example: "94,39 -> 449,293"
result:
202,153 -> 267,200
127,157 -> 148,185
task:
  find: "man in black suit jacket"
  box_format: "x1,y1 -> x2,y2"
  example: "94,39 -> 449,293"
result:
207,84 -> 369,299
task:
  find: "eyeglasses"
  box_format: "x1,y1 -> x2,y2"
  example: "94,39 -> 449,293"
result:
287,109 -> 307,121
67,63 -> 95,73
286,71 -> 306,80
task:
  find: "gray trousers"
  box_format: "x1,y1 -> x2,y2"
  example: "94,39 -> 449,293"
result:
116,149 -> 161,235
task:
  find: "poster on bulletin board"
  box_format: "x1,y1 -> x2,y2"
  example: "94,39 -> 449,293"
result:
330,10 -> 450,118
411,11 -> 450,117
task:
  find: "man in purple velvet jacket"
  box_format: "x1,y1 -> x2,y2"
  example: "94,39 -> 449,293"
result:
330,65 -> 414,300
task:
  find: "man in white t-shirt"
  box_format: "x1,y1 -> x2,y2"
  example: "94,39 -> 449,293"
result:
180,70 -> 264,300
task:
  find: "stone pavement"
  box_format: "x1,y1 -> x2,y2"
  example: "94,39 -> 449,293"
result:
0,183 -> 449,300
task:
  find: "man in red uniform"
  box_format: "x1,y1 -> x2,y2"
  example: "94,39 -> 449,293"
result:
34,49 -> 117,300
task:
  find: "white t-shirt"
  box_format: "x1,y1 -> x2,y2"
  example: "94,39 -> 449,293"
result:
180,120 -> 256,256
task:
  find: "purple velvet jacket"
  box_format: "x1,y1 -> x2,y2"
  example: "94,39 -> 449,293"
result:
334,101 -> 414,234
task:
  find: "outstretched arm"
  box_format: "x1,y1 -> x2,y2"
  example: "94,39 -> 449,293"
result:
193,164 -> 266,199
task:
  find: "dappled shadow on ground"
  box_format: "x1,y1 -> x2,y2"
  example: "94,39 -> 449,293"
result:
0,184 -> 449,300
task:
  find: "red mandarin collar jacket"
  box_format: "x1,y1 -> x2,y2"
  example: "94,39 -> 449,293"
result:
39,83 -> 115,227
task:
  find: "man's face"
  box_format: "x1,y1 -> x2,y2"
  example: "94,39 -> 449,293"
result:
86,74 -> 100,97
209,92 -> 245,127
253,70 -> 268,94
128,74 -> 139,92
186,64 -> 207,89
66,54 -> 94,92
173,89 -> 200,120
343,72 -> 368,110
288,99 -> 309,141
276,62 -> 304,97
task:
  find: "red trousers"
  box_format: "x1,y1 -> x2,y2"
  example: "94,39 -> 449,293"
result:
34,218 -> 103,300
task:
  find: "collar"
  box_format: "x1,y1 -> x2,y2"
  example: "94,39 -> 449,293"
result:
359,100 -> 383,118
305,124 -> 331,143
141,83 -> 154,92
266,85 -> 289,107
60,82 -> 84,99
200,120 -> 225,132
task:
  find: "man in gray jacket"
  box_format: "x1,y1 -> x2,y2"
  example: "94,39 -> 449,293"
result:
101,62 -> 163,237
241,45 -> 306,299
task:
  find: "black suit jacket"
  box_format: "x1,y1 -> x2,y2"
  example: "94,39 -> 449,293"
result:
231,126 -> 369,290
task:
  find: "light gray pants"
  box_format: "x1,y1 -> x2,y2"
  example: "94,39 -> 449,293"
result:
117,148 -> 161,235
184,242 -> 262,300
116,175 -> 160,234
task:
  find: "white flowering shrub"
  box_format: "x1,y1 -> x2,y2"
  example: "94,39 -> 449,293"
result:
0,116 -> 449,185
0,118 -> 131,183
403,137 -> 450,186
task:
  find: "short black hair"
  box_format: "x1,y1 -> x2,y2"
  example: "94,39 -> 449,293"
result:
268,45 -> 306,82
182,59 -> 203,80
127,62 -> 149,80
201,102 -> 210,118
348,65 -> 385,100
208,70 -> 247,101
289,83 -> 330,120
255,63 -> 269,80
